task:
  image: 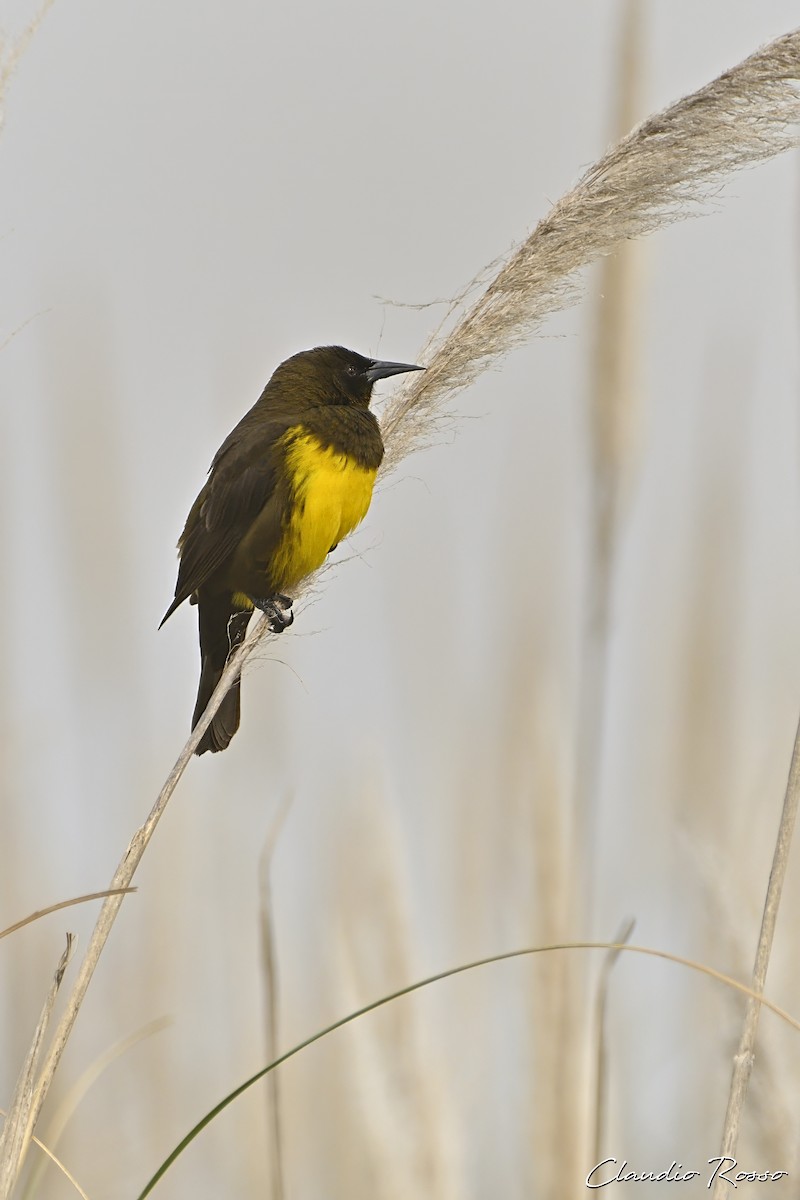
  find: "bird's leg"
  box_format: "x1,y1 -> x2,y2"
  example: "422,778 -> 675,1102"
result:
253,593 -> 294,633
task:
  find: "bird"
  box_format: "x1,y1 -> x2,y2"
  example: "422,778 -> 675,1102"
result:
161,344 -> 423,755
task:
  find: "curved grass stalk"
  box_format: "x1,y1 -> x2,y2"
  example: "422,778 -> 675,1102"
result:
135,938 -> 800,1199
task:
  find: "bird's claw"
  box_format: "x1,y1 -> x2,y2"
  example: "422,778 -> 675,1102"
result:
254,593 -> 294,633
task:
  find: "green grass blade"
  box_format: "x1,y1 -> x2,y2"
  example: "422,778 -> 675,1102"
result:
135,940 -> 800,1198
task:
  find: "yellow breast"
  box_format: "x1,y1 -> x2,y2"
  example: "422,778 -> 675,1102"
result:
271,429 -> 378,588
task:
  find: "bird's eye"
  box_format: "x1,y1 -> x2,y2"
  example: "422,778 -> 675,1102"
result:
345,364 -> 358,377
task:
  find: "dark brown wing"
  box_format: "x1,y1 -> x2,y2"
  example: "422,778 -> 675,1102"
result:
160,419 -> 288,625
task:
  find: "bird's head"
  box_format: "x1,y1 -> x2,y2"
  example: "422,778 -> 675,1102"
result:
276,345 -> 423,408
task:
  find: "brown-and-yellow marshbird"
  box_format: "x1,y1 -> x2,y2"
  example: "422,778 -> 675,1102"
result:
161,345 -> 422,754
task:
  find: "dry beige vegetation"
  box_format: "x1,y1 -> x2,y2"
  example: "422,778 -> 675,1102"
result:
3,8 -> 800,1199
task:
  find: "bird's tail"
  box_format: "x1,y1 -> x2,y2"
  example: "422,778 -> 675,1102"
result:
193,601 -> 251,755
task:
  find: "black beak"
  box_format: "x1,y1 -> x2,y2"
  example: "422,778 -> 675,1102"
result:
365,358 -> 425,384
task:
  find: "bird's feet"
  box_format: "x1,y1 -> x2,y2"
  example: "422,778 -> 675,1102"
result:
254,593 -> 294,633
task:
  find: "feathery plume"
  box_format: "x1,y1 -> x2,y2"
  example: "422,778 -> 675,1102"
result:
380,29 -> 800,469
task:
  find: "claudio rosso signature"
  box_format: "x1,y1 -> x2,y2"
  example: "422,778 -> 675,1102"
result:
586,1158 -> 788,1189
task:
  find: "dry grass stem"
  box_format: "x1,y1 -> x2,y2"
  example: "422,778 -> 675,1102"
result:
332,803 -> 459,1200
577,0 -> 644,872
0,935 -> 74,1199
0,1119 -> 89,1200
258,800 -> 292,1200
0,890 -> 136,941
712,710 -> 800,1197
22,1018 -> 170,1200
519,704 -> 583,1193
379,27 -> 800,471
591,917 -> 636,1163
11,614 -> 268,1184
0,0 -> 54,133
574,2 -> 644,1168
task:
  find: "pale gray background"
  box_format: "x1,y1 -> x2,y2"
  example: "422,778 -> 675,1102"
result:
2,2 -> 800,1197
